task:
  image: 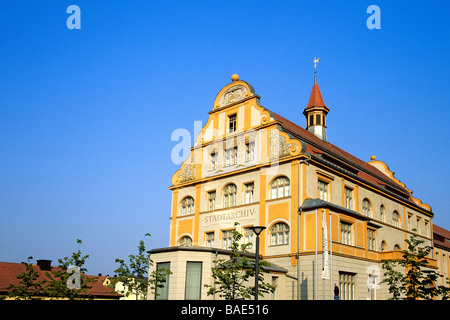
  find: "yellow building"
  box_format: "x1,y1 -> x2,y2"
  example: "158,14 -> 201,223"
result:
148,73 -> 446,300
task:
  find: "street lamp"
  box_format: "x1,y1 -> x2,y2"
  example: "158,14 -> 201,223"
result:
249,226 -> 266,300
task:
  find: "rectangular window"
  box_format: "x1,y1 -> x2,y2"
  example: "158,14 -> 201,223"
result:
309,115 -> 314,126
339,272 -> 355,300
244,227 -> 254,249
245,141 -> 255,162
206,232 -> 214,247
209,151 -> 217,171
367,229 -> 376,251
425,220 -> 430,237
341,221 -> 352,245
245,182 -> 254,204
316,114 -> 321,125
416,218 -> 421,234
228,114 -> 237,133
225,147 -> 237,166
222,229 -> 234,249
208,191 -> 216,211
155,262 -> 170,300
185,262 -> 202,300
344,187 -> 353,210
318,180 -> 329,201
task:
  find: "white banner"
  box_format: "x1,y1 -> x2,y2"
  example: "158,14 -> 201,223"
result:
321,215 -> 330,279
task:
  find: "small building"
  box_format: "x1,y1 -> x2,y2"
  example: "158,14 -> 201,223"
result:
0,259 -> 123,300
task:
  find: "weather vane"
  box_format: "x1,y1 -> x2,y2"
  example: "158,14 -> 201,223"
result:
314,57 -> 319,83
314,57 -> 319,69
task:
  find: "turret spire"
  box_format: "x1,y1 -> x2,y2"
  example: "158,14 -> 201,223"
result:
303,58 -> 330,142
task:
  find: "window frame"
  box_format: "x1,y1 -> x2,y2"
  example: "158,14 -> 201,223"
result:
392,210 -> 401,228
222,229 -> 235,249
245,141 -> 255,162
270,176 -> 290,200
380,205 -> 386,222
344,187 -> 353,210
339,272 -> 356,300
270,222 -> 290,246
155,262 -> 170,300
181,196 -> 194,216
223,184 -> 237,208
362,198 -> 372,217
209,150 -> 217,171
184,261 -> 202,300
205,232 -> 215,247
340,221 -> 353,246
245,182 -> 254,204
207,191 -> 216,211
367,228 -> 376,251
225,146 -> 238,167
243,227 -> 254,249
228,113 -> 237,133
179,236 -> 193,247
318,180 -> 329,201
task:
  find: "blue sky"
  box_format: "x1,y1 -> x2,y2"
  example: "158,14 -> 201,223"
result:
0,1 -> 449,276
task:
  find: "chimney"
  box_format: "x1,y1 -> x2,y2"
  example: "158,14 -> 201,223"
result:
36,259 -> 52,271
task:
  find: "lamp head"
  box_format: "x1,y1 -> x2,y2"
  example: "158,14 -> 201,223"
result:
249,226 -> 266,236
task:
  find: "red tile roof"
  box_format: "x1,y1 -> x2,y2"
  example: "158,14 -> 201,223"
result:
305,83 -> 329,111
433,225 -> 450,250
270,111 -> 425,209
0,261 -> 122,299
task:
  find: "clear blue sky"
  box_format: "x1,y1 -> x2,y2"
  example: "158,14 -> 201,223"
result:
1,1 -> 449,276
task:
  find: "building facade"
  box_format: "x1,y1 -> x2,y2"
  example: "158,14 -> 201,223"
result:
148,73 -> 446,300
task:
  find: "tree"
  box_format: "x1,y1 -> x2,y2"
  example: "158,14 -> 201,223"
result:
44,238 -> 96,299
205,222 -> 275,300
6,256 -> 44,300
381,231 -> 450,300
114,233 -> 171,300
6,239 -> 96,300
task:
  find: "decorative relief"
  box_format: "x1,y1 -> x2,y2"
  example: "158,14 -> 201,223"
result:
269,129 -> 300,160
177,154 -> 196,183
217,85 -> 248,108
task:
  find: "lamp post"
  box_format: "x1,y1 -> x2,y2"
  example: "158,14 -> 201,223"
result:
249,226 -> 266,300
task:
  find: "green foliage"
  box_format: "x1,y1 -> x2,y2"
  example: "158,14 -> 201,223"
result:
114,233 -> 171,300
381,232 -> 450,300
6,256 -> 44,300
7,239 -> 96,300
43,239 -> 96,299
204,222 -> 275,300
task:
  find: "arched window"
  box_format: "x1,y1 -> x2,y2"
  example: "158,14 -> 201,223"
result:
380,205 -> 386,222
223,184 -> 237,208
362,199 -> 372,217
271,176 -> 290,199
393,244 -> 401,251
270,223 -> 289,246
179,236 -> 192,246
392,210 -> 401,228
380,241 -> 387,252
181,197 -> 194,216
